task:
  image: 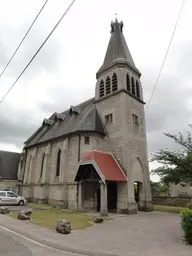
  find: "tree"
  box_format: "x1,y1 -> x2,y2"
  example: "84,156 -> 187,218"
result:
151,181 -> 169,196
151,131 -> 192,185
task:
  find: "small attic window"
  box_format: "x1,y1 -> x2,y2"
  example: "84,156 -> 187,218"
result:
53,113 -> 65,121
84,136 -> 90,145
69,106 -> 79,116
42,118 -> 53,126
112,73 -> 118,92
99,80 -> 104,97
106,76 -> 111,94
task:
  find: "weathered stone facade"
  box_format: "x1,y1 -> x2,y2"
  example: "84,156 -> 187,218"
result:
19,19 -> 152,214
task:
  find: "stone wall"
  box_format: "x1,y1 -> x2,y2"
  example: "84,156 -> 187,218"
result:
96,89 -> 152,212
152,196 -> 192,207
21,133 -> 105,210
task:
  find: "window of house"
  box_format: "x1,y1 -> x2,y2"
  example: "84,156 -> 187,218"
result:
131,77 -> 135,95
99,80 -> 104,97
136,81 -> 140,98
40,153 -> 45,178
106,76 -> 111,94
112,73 -> 118,92
105,114 -> 113,124
84,136 -> 90,144
56,149 -> 61,177
126,73 -> 130,91
132,114 -> 139,126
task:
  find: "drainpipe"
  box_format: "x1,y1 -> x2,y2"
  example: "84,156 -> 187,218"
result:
76,133 -> 81,211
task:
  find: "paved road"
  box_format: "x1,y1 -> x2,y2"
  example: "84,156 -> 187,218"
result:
0,212 -> 191,256
0,227 -> 83,256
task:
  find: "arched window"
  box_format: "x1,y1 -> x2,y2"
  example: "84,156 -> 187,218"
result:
126,73 -> 130,91
25,157 -> 32,184
40,153 -> 45,178
136,81 -> 140,98
99,80 -> 104,97
106,76 -> 111,94
131,77 -> 135,95
112,73 -> 118,92
56,149 -> 61,177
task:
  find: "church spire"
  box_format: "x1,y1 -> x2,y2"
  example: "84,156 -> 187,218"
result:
96,19 -> 140,78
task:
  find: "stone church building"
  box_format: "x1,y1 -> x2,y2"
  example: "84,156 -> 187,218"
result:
18,19 -> 152,215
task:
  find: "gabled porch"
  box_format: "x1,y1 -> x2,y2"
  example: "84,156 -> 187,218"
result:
74,150 -> 127,216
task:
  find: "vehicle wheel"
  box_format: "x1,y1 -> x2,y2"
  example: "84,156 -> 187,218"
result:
18,200 -> 24,206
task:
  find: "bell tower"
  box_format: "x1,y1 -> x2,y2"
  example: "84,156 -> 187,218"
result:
95,19 -> 143,103
95,19 -> 152,214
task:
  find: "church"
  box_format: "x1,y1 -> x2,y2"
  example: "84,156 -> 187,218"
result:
17,19 -> 152,215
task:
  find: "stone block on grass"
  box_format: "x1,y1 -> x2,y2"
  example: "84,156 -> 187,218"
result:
0,207 -> 9,214
56,219 -> 71,234
18,211 -> 31,220
94,216 -> 104,223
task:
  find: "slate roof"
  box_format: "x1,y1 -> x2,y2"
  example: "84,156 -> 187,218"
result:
0,150 -> 20,180
25,98 -> 106,148
97,19 -> 140,76
75,150 -> 127,182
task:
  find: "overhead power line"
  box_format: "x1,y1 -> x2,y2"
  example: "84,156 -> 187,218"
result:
0,0 -> 76,105
145,0 -> 186,113
0,0 -> 49,80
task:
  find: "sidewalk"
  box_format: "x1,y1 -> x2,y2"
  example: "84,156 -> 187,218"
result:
0,212 -> 191,256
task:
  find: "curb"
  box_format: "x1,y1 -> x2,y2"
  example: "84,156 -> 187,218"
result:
0,223 -> 121,256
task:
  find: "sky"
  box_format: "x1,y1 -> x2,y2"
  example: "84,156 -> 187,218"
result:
0,0 -> 192,181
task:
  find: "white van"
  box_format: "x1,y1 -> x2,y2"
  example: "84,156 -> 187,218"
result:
0,191 -> 26,206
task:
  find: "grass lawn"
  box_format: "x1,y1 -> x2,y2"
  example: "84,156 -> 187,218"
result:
153,205 -> 192,214
9,205 -> 94,230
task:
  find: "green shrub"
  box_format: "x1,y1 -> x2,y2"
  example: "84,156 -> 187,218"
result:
181,209 -> 192,244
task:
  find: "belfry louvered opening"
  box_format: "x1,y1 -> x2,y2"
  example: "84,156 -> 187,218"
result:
106,76 -> 111,94
131,77 -> 135,95
112,73 -> 118,92
136,81 -> 140,98
99,80 -> 104,97
126,73 -> 130,92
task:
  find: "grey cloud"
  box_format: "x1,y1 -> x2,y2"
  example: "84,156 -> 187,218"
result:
145,78 -> 192,154
0,104 -> 40,148
1,0 -> 192,158
0,39 -> 7,66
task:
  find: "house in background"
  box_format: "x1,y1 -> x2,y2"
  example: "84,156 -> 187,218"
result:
0,150 -> 21,193
169,183 -> 192,197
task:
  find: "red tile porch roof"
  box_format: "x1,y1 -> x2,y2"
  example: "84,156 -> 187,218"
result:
80,150 -> 127,182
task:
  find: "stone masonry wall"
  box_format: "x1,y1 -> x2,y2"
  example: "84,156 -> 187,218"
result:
152,196 -> 192,207
96,87 -> 152,212
22,133 -> 105,209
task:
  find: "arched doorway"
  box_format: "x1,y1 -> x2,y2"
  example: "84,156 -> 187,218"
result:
134,181 -> 145,211
132,158 -> 145,211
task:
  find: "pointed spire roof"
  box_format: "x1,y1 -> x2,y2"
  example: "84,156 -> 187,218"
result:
97,19 -> 141,77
